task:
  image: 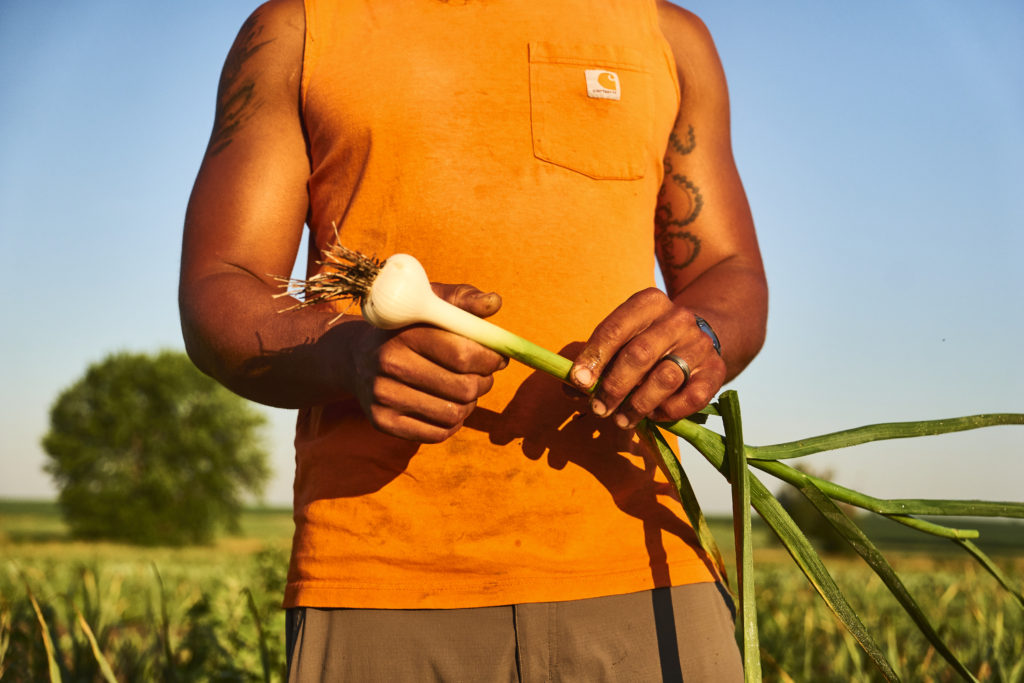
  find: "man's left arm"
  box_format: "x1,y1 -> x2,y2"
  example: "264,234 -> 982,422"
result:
570,4 -> 768,430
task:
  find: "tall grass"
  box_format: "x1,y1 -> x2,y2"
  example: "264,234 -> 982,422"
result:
2,505 -> 1020,680
2,549 -> 289,681
0,504 -> 291,681
752,557 -> 1024,682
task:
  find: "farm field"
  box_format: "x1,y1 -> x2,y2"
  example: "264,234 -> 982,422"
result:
2,500 -> 1021,681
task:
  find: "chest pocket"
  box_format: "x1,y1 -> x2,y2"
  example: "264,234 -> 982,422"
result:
529,42 -> 655,180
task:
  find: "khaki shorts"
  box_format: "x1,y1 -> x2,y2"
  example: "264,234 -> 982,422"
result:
286,582 -> 742,682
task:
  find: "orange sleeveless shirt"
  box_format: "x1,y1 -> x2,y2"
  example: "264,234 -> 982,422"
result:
286,0 -> 719,609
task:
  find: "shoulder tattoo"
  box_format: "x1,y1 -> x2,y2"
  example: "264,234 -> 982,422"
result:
208,11 -> 275,156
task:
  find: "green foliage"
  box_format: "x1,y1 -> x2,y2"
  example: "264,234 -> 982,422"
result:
41,350 -> 270,545
753,561 -> 1024,682
666,396 -> 1024,681
1,523 -> 1019,681
2,547 -> 290,682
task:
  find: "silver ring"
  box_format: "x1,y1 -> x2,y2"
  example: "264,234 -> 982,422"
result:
662,354 -> 691,385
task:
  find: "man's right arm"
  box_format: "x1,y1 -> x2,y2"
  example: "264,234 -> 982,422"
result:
179,0 -> 506,443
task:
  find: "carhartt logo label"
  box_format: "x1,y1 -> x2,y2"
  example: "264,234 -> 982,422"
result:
585,69 -> 620,100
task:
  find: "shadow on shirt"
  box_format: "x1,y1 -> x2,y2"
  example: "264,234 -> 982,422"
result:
464,342 -> 719,583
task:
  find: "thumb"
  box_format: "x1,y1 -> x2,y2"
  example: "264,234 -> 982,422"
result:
432,283 -> 503,319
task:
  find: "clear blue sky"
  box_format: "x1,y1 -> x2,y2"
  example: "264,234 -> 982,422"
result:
1,1 -> 1021,513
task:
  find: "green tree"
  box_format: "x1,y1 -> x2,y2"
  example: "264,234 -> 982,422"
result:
42,350 -> 270,545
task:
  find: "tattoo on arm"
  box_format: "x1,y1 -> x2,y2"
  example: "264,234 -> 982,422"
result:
655,198 -> 702,271
208,12 -> 275,156
656,135 -> 704,271
668,125 -> 696,156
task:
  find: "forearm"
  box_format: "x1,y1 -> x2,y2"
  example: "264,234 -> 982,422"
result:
179,269 -> 364,409
670,256 -> 768,383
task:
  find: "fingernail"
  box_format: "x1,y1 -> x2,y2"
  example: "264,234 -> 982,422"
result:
614,414 -> 630,430
573,367 -> 594,387
591,399 -> 608,417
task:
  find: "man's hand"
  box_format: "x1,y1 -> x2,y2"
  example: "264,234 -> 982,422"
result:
349,284 -> 509,443
569,288 -> 725,431
558,2 -> 768,430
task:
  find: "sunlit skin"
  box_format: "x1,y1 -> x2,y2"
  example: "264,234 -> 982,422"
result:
179,0 -> 767,444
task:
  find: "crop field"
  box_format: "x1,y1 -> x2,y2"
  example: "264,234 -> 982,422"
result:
1,500 -> 1021,681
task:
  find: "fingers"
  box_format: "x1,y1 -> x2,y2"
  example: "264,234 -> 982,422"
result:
618,350 -> 724,429
570,289 -> 726,429
356,332 -> 501,443
362,374 -> 484,444
351,283 -> 508,443
377,329 -> 501,401
433,282 -> 503,319
570,288 -> 672,391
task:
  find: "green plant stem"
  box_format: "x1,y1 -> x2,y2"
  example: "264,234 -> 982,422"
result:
753,460 -> 1024,520
451,318 -> 1023,677
657,417 -> 1024,523
747,414 -> 1024,460
75,612 -> 118,683
744,469 -> 900,681
21,571 -> 63,683
884,514 -> 979,540
954,539 -> 1024,610
666,408 -> 901,679
151,563 -> 174,676
797,479 -> 979,680
637,421 -> 728,584
720,392 -> 762,682
243,588 -> 272,683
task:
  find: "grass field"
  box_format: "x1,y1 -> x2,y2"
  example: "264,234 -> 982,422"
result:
2,500 -> 1021,681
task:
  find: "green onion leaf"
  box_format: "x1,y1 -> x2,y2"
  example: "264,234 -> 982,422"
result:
748,414 -> 1024,461
719,391 -> 762,682
798,478 -> 978,681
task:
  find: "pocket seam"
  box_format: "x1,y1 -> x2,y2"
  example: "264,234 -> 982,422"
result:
531,56 -> 650,72
528,42 -> 648,71
528,43 -> 653,180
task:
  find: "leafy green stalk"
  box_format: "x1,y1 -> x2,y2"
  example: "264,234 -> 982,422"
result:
747,414 -> 1024,461
660,418 -> 1024,520
243,587 -> 272,683
953,539 -> 1024,610
884,514 -> 979,540
797,478 -> 978,680
22,574 -> 63,683
719,392 -> 762,682
746,473 -> 901,681
151,563 -> 175,679
75,611 -> 118,683
665,409 -> 900,678
637,421 -> 729,584
404,311 -> 1023,676
752,460 -> 1024,519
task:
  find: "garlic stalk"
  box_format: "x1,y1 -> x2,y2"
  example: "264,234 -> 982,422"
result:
366,254 -> 574,380
277,242 -> 1024,680
278,242 -> 1024,681
276,249 -> 574,382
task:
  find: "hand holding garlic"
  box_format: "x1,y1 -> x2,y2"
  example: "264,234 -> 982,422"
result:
570,288 -> 727,431
347,277 -> 509,444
